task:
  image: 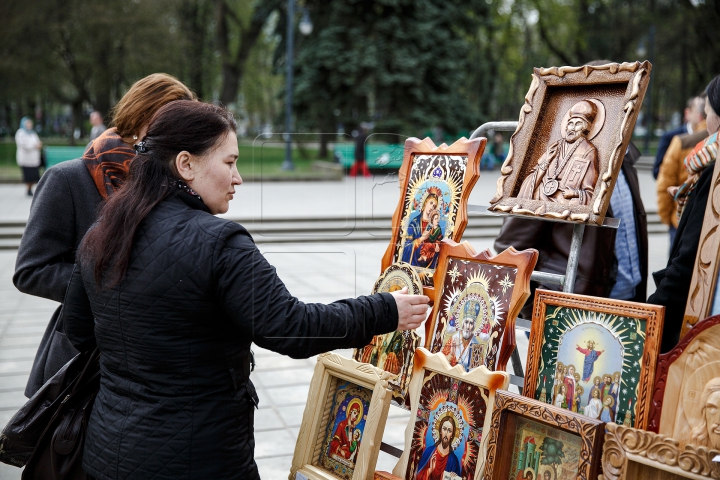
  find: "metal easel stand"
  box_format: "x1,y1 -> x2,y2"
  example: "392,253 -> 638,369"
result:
467,121 -> 620,389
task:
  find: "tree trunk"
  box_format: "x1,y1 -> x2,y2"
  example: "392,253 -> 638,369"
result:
70,100 -> 83,146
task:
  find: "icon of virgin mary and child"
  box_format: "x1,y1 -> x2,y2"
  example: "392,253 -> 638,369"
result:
401,186 -> 446,269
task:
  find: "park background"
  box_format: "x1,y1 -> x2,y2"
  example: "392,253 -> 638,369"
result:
1,0 -> 719,173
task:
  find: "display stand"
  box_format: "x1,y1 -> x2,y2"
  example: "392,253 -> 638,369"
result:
378,121 -> 620,459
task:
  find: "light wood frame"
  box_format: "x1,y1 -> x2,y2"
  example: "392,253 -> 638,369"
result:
648,314 -> 720,438
381,137 -> 485,296
523,290 -> 664,430
601,423 -> 720,480
683,160 -> 720,338
425,240 -> 538,372
488,62 -> 651,225
290,353 -> 394,480
391,348 -> 510,480
482,390 -> 605,480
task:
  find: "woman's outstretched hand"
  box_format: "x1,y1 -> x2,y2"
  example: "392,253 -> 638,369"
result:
390,287 -> 430,331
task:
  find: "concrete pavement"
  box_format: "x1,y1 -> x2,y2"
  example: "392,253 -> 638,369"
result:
0,166 -> 671,479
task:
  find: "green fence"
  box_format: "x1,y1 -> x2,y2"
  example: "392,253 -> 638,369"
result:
45,146 -> 87,168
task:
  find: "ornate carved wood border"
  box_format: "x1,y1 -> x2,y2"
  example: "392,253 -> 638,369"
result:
391,348 -> 509,480
488,61 -> 651,225
290,353 -> 394,480
648,314 -> 720,433
381,137 -> 485,297
522,290 -> 664,430
424,240 -> 538,371
602,423 -> 720,480
683,161 -> 720,337
482,390 -> 604,480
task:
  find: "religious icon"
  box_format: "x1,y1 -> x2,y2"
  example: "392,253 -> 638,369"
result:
488,61 -> 651,224
320,382 -> 373,476
524,290 -> 663,430
390,349 -> 509,480
354,262 -> 423,407
405,371 -> 485,480
382,137 -> 484,292
426,243 -> 538,373
517,100 -> 605,206
482,390 -> 604,480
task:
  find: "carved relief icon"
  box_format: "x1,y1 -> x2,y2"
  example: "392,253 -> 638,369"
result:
517,99 -> 605,206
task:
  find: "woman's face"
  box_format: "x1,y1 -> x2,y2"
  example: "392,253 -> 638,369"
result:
705,100 -> 720,135
24,119 -> 33,130
186,130 -> 241,215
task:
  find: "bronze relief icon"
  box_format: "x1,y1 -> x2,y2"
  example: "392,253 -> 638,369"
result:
518,99 -> 606,206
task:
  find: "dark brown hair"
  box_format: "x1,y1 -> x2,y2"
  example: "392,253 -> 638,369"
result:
81,101 -> 237,287
111,73 -> 196,139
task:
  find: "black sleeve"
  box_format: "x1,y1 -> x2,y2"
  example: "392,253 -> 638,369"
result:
215,226 -> 398,359
647,166 -> 713,351
13,166 -> 76,302
494,217 -> 548,253
63,265 -> 96,352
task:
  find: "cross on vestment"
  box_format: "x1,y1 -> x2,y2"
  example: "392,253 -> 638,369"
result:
567,162 -> 585,184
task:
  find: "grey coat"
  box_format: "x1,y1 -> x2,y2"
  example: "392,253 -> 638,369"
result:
13,159 -> 102,397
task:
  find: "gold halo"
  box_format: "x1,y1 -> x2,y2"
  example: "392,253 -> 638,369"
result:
431,403 -> 465,450
346,398 -> 364,425
372,262 -> 423,295
560,98 -> 606,141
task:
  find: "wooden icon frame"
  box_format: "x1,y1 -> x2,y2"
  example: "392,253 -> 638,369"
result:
488,61 -> 651,225
648,314 -> 720,441
424,240 -> 538,373
683,160 -> 720,338
482,390 -> 605,480
391,348 -> 509,480
381,136 -> 485,296
522,290 -> 664,430
290,353 -> 394,480
601,423 -> 720,480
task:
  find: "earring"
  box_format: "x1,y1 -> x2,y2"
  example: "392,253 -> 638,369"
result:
133,135 -> 138,141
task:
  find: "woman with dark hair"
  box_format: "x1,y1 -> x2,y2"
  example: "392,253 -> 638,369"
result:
14,73 -> 196,397
63,100 -> 429,479
648,74 -> 720,352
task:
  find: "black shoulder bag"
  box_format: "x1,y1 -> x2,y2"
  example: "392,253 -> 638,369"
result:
0,348 -> 100,480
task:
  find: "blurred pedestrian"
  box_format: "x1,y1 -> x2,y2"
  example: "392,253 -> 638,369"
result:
63,100 -> 429,479
652,97 -> 700,179
15,116 -> 42,196
656,95 -> 707,246
349,122 -> 371,177
14,73 -> 196,398
88,110 -> 107,142
648,74 -> 720,353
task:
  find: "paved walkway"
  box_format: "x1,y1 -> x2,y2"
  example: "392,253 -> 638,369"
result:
0,167 -> 670,479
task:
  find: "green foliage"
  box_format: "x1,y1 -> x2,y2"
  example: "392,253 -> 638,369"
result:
539,436 -> 566,467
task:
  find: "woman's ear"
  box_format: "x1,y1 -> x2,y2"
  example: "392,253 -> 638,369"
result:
175,151 -> 194,182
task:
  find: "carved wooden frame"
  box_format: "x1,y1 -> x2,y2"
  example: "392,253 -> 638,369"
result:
683,160 -> 720,337
523,290 -> 664,430
290,353 -> 394,480
424,240 -> 538,372
648,314 -> 720,434
488,62 -> 651,225
391,348 -> 509,480
482,390 -> 604,480
381,136 -> 485,296
601,423 -> 720,480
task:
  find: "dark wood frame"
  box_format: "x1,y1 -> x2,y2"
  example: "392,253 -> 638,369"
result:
683,161 -> 720,338
488,61 -> 651,225
648,314 -> 720,433
482,390 -> 605,480
424,240 -> 538,371
381,136 -> 485,296
522,290 -> 664,430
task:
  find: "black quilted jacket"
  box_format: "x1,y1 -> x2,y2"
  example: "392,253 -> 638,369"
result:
63,190 -> 398,479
